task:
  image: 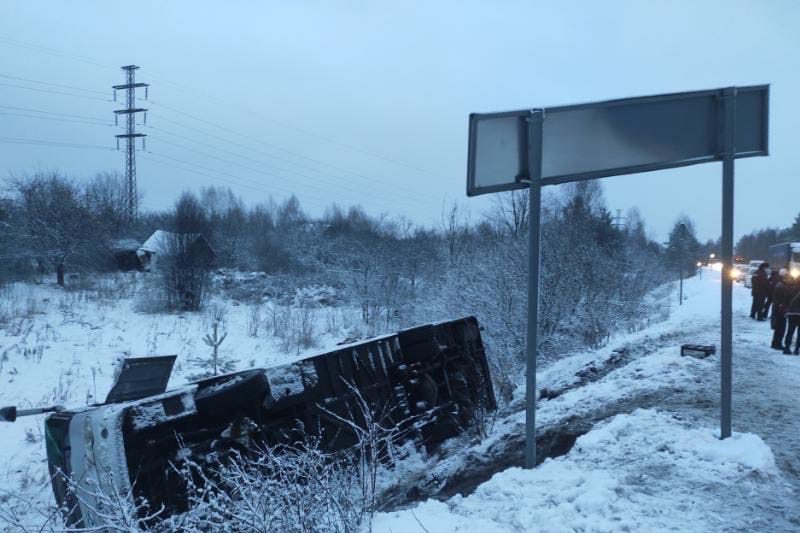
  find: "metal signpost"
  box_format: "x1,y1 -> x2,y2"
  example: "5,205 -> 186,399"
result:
467,85 -> 769,468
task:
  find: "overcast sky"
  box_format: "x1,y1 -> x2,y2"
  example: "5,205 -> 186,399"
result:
2,0 -> 798,241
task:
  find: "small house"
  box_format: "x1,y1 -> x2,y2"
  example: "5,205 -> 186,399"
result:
110,239 -> 144,271
138,230 -> 215,270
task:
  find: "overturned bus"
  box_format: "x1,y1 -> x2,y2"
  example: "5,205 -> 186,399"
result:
40,316 -> 495,528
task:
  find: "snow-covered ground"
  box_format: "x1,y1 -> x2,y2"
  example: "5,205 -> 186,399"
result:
0,274 -> 358,530
373,409 -> 780,532
1,269 -> 798,532
373,269 -> 800,532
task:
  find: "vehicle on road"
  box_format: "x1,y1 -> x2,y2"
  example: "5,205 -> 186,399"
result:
744,260 -> 765,289
17,316 -> 495,528
731,263 -> 749,283
768,242 -> 800,278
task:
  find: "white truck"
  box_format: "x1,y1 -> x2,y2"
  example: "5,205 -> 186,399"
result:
768,242 -> 800,278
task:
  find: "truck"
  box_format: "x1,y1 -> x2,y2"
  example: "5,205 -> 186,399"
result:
2,316 -> 495,529
768,242 -> 800,278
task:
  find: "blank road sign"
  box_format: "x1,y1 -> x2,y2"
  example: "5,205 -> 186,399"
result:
467,85 -> 769,196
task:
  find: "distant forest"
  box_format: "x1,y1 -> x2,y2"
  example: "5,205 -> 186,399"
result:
735,215 -> 800,261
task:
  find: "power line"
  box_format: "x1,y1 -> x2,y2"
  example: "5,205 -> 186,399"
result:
0,136 -> 115,151
142,152 -> 334,212
0,73 -> 108,96
0,36 -> 116,70
0,82 -> 110,102
147,132 -> 432,213
0,36 -> 444,192
142,152 -> 311,205
148,117 -> 440,209
0,97 -> 423,215
143,68 -> 441,177
144,149 -> 426,217
0,37 -> 446,214
0,111 -> 110,127
0,136 -> 335,211
0,104 -> 108,122
148,100 -> 437,203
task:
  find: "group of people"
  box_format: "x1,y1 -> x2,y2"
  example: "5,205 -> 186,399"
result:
750,262 -> 800,355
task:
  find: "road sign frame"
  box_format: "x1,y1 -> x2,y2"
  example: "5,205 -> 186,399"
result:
466,85 -> 769,469
467,85 -> 769,197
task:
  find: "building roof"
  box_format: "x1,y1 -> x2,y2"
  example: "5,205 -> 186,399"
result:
138,230 -> 212,256
139,230 -> 174,255
110,238 -> 141,252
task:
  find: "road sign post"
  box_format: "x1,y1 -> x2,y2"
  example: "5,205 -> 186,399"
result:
522,110 -> 544,469
467,86 -> 768,467
720,88 -> 737,439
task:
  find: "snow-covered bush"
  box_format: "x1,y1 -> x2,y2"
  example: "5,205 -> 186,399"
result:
246,302 -> 262,337
160,441 -> 376,533
137,234 -> 212,313
263,303 -> 320,354
412,185 -> 668,402
0,285 -> 44,325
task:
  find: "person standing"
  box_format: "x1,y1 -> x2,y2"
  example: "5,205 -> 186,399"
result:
783,274 -> 800,355
771,269 -> 790,350
750,263 -> 770,321
764,267 -> 782,318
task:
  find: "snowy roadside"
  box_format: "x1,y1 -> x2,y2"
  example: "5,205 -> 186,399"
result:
372,409 -> 781,533
375,269 -> 724,505
372,269 -> 800,532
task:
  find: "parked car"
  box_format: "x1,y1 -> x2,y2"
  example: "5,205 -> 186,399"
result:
744,260 -> 765,289
731,264 -> 749,283
32,316 -> 495,528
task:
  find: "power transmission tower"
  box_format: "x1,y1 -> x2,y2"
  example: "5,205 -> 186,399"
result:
612,208 -> 626,230
113,65 -> 148,222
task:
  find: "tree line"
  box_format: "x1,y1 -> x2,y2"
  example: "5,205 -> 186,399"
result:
735,213 -> 800,262
1,171 -> 685,397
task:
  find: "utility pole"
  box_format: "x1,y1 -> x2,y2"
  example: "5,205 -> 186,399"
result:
678,223 -> 689,306
113,65 -> 148,223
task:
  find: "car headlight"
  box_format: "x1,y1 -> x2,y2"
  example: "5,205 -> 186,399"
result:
791,269 -> 800,279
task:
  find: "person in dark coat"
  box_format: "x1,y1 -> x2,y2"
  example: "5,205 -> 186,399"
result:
783,274 -> 800,355
750,263 -> 770,321
770,269 -> 791,350
764,268 -> 782,318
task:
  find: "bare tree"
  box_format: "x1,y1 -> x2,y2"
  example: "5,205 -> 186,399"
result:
488,189 -> 529,239
441,200 -> 470,266
276,195 -> 306,229
10,173 -> 104,286
174,191 -> 210,236
83,171 -> 131,237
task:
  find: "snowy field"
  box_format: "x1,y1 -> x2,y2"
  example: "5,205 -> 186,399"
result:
1,269 -> 799,532
0,273 -> 360,530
